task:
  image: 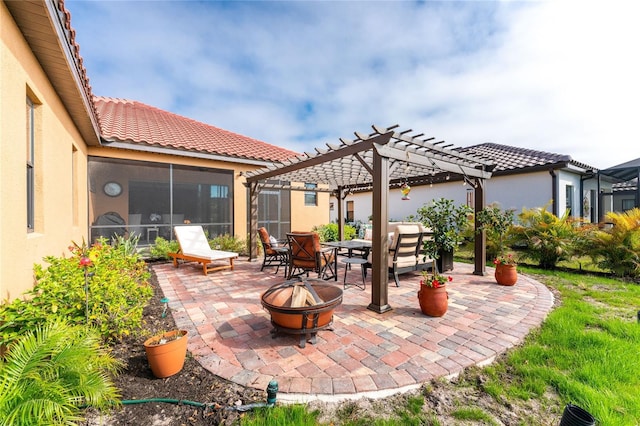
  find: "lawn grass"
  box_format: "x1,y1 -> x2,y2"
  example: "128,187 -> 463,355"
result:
241,265 -> 640,425
483,267 -> 640,424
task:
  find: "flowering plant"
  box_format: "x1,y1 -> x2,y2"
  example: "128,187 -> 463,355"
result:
420,270 -> 452,288
494,253 -> 517,266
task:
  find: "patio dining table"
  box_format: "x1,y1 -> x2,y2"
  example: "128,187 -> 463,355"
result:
323,239 -> 372,259
323,240 -> 372,272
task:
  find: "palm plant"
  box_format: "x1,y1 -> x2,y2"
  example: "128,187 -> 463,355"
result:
509,205 -> 580,269
588,208 -> 640,277
0,321 -> 121,426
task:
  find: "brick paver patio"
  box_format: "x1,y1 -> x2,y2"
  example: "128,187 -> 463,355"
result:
153,258 -> 554,403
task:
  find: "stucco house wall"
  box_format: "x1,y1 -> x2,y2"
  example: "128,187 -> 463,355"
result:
1,1 -> 92,300
331,168 -> 606,225
290,190 -> 330,232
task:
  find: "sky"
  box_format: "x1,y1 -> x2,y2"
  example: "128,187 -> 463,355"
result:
67,0 -> 639,170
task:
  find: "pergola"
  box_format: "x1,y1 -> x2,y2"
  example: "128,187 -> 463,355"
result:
245,124 -> 495,313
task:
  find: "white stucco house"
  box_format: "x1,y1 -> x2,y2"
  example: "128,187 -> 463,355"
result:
331,143 -> 619,225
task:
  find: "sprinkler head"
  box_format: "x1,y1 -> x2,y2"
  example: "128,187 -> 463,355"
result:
160,297 -> 169,318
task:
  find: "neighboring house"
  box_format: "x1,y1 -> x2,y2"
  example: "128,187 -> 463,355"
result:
1,0 -> 328,302
332,143 -> 613,225
599,158 -> 640,214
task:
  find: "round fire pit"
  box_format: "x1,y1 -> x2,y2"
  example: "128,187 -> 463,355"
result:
261,278 -> 343,348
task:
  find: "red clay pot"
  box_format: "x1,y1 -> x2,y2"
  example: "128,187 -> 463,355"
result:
143,330 -> 188,378
495,263 -> 518,286
417,285 -> 448,317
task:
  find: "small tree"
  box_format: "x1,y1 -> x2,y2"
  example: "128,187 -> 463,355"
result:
416,198 -> 473,259
475,203 -> 516,260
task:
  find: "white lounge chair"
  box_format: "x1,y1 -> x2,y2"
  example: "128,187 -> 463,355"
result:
169,226 -> 238,275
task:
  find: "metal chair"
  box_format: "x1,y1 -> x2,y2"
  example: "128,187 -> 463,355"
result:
258,227 -> 289,275
286,232 -> 337,280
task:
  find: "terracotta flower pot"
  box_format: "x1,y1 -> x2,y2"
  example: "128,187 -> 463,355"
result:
494,263 -> 518,286
417,285 -> 448,317
143,330 -> 188,378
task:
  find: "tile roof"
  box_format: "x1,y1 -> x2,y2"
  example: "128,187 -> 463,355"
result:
456,142 -> 597,175
94,97 -> 299,163
56,0 -> 96,117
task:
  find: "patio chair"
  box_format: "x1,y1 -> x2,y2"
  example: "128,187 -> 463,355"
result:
169,225 -> 238,275
365,224 -> 425,287
286,232 -> 337,281
258,227 -> 289,275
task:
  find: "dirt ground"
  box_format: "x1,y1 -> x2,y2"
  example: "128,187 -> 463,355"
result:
82,267 -> 563,426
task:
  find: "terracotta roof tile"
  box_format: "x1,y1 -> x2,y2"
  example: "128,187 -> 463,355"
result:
57,0 -> 98,123
94,97 -> 299,163
457,143 -> 597,174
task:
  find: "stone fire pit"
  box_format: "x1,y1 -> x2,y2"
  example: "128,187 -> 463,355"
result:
260,278 -> 343,348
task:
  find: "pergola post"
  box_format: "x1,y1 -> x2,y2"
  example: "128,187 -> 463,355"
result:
368,149 -> 392,313
473,177 -> 487,276
337,186 -> 345,241
248,181 -> 259,261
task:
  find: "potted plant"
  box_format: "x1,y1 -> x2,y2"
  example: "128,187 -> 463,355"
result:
143,329 -> 188,378
476,203 -> 518,285
493,254 -> 518,286
417,266 -> 451,317
416,198 -> 472,272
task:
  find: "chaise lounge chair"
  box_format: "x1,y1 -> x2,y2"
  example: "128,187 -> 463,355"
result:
169,225 -> 238,275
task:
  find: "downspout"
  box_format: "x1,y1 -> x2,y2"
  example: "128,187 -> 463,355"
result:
636,167 -> 640,209
597,173 -> 602,222
549,168 -> 558,216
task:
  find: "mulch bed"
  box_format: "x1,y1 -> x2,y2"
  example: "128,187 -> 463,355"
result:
82,263 -> 265,425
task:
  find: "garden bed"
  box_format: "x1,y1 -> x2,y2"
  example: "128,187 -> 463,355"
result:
82,265 -> 264,425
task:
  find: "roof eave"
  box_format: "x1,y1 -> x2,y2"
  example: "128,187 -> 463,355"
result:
6,0 -> 101,146
100,140 -> 275,167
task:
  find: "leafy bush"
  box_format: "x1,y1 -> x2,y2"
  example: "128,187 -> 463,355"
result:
509,205 -> 582,269
210,234 -> 247,255
312,223 -> 356,242
151,234 -> 247,258
149,236 -> 180,260
0,320 -> 121,425
588,208 -> 640,277
475,203 -> 516,260
0,238 -> 152,345
416,198 -> 473,257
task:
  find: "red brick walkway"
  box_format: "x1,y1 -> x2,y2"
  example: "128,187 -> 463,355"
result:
153,258 -> 554,403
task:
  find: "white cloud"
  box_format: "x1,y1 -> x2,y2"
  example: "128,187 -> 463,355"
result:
69,0 -> 639,170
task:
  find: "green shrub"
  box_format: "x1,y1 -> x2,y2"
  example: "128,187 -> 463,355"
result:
210,234 -> 247,255
509,205 -> 584,269
151,234 -> 247,258
312,223 -> 356,242
416,198 -> 473,258
0,238 -> 152,345
588,208 -> 640,277
149,236 -> 180,260
0,320 -> 121,425
475,203 -> 516,261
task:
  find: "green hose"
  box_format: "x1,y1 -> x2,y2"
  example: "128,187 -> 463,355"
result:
121,398 -> 273,412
